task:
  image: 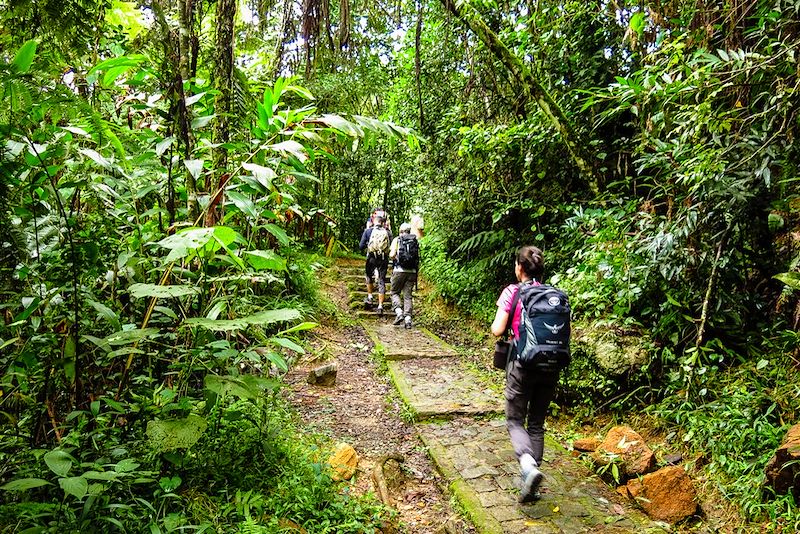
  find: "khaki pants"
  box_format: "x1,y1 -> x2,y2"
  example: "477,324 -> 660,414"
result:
390,270 -> 417,316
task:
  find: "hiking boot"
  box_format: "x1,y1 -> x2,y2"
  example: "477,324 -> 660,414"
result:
404,316 -> 412,329
519,465 -> 543,503
376,305 -> 384,316
393,309 -> 404,325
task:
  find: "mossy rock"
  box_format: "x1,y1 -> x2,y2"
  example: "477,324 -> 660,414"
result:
573,321 -> 649,376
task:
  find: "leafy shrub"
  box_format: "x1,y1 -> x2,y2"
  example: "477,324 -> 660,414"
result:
650,357 -> 800,525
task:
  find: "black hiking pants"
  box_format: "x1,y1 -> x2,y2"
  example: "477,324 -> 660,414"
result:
365,253 -> 388,294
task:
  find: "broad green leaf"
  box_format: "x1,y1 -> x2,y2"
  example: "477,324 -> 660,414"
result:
12,40 -> 37,73
285,84 -> 314,101
87,299 -> 121,330
211,225 -> 240,248
79,149 -> 111,169
205,375 -> 257,400
157,227 -> 215,251
227,190 -> 260,219
774,272 -> 800,290
320,114 -> 363,137
244,308 -> 302,325
191,115 -> 215,129
629,12 -> 646,35
185,92 -> 206,106
269,336 -> 305,354
183,317 -> 249,331
184,159 -> 204,180
263,223 -> 289,246
44,450 -> 73,477
146,415 -> 207,452
183,308 -> 301,331
62,126 -> 90,137
279,321 -> 318,335
153,306 -> 179,320
267,140 -> 307,162
103,328 -> 160,346
129,283 -> 200,299
242,163 -> 277,186
244,250 -> 287,271
59,476 -> 88,500
155,137 -> 174,156
257,102 -> 270,130
1,478 -> 51,491
107,347 -> 146,358
82,470 -> 118,481
205,374 -> 279,400
103,65 -> 132,86
264,351 -> 288,372
114,459 -> 141,473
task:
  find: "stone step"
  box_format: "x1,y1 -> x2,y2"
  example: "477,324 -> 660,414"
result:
386,358 -> 503,418
347,281 -> 393,292
363,322 -> 457,359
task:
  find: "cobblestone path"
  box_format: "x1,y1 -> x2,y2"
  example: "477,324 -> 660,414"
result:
337,259 -> 667,533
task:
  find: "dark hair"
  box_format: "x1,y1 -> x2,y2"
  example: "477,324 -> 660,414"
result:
375,215 -> 386,225
516,246 -> 544,280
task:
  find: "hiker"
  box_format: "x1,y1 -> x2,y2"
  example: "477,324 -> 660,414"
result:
389,222 -> 419,329
490,245 -> 565,503
366,208 -> 391,233
359,215 -> 392,314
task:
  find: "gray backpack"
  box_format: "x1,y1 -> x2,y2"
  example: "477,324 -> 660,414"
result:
367,227 -> 390,257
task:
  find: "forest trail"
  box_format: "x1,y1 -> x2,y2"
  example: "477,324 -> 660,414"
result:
289,258 -> 668,533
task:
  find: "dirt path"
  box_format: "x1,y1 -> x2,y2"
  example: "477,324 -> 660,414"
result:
284,260 -> 475,533
286,258 -> 666,533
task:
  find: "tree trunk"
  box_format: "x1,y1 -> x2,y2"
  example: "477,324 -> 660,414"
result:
415,0 -> 425,131
439,0 -> 599,193
178,0 -> 199,219
213,0 -> 236,172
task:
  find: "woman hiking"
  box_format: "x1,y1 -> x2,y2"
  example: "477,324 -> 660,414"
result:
490,245 -> 560,503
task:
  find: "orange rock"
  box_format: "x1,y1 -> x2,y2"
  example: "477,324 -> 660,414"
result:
573,437 -> 601,452
765,423 -> 800,499
626,465 -> 697,523
616,485 -> 630,498
328,442 -> 359,481
596,425 -> 656,476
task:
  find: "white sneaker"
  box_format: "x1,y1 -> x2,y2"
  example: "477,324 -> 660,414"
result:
519,467 -> 542,502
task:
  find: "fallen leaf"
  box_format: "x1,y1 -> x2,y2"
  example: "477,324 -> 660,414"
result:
552,506 -> 560,513
612,503 -> 626,515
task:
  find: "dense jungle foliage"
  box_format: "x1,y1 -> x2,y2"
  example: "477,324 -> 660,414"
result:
1,0 -> 799,531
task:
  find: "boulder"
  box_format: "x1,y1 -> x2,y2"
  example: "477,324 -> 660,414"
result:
625,466 -> 697,523
573,323 -> 649,375
594,425 -> 656,477
573,437 -> 602,452
307,362 -> 337,386
328,442 -> 359,481
764,423 -> 800,499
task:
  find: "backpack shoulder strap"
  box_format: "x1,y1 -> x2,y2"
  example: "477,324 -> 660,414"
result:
507,283 -> 523,337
